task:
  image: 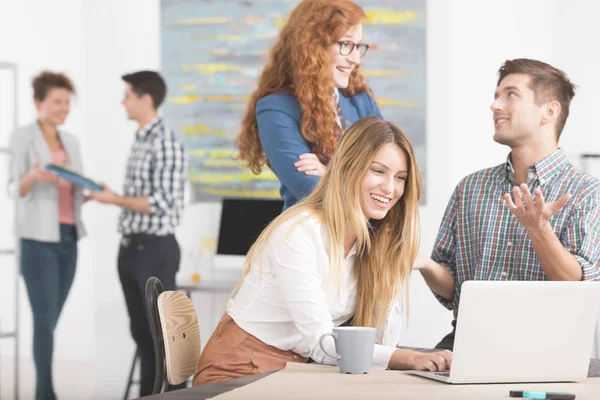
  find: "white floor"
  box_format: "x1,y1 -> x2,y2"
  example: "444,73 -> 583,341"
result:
0,356 -> 98,400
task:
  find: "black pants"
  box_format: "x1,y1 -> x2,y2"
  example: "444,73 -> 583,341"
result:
118,233 -> 186,396
435,319 -> 457,351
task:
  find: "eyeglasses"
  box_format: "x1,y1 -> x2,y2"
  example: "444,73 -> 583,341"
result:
338,40 -> 369,58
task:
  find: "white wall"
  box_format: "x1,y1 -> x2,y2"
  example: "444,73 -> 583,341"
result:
80,0 -> 163,397
556,1 -> 600,157
0,1 -> 95,398
0,0 -> 94,368
2,0 -> 600,399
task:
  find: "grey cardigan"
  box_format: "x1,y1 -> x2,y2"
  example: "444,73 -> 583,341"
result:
10,122 -> 86,242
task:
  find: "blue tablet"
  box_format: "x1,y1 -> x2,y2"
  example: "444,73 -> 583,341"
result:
44,164 -> 104,192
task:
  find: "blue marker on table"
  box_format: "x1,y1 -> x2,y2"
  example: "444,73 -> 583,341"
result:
509,390 -> 575,400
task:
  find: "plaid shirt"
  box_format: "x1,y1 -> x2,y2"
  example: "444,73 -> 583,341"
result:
432,149 -> 600,316
118,118 -> 187,236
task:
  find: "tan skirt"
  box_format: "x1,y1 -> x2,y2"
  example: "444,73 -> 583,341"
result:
193,313 -> 308,386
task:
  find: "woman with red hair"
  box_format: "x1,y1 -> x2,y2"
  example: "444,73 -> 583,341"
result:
236,0 -> 383,210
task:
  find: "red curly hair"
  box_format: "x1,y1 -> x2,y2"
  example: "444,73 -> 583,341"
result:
236,0 -> 373,174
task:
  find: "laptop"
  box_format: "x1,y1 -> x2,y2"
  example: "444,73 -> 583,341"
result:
409,281 -> 600,384
212,198 -> 283,273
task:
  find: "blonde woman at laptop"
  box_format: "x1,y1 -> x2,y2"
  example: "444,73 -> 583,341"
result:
193,117 -> 452,385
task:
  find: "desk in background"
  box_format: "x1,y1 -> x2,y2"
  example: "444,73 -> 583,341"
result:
178,280 -> 237,297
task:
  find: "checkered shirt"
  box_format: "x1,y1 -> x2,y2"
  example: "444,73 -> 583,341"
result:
118,117 -> 187,235
432,149 -> 600,317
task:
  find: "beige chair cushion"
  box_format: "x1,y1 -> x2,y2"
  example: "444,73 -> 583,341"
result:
158,291 -> 201,385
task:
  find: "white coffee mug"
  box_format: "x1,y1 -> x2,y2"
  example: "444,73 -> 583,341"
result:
319,326 -> 376,374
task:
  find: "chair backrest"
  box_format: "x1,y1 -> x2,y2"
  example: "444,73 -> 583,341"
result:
145,277 -> 167,394
157,291 -> 201,386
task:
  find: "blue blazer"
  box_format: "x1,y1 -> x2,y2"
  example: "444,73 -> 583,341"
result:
257,91 -> 383,210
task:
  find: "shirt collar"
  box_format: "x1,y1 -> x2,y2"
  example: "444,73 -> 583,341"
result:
505,148 -> 568,184
136,117 -> 162,140
345,242 -> 358,259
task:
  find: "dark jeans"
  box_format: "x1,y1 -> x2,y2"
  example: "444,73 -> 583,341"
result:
435,319 -> 457,351
118,233 -> 186,396
21,224 -> 78,400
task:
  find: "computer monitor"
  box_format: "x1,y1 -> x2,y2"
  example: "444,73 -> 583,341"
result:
213,198 -> 284,271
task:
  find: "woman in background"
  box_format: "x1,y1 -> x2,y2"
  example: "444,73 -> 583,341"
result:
10,71 -> 86,400
236,0 -> 383,210
194,117 -> 451,385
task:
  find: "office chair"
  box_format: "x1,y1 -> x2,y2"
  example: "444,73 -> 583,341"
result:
122,347 -> 139,400
146,277 -> 201,394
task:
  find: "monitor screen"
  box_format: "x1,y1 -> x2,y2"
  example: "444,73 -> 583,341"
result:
216,198 -> 284,256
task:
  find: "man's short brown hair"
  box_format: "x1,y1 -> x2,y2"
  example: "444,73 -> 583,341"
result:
32,71 -> 75,102
497,59 -> 576,140
121,70 -> 167,110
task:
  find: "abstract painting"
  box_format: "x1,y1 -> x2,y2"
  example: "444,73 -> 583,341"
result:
161,0 -> 426,202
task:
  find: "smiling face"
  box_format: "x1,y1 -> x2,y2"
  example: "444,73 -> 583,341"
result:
35,87 -> 72,126
491,73 -> 547,147
328,23 -> 364,89
359,142 -> 408,220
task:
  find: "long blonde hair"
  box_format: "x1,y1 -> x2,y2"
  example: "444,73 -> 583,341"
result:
237,117 -> 422,328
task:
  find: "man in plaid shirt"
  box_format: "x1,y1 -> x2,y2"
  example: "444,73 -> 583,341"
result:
90,71 -> 188,395
415,59 -> 600,352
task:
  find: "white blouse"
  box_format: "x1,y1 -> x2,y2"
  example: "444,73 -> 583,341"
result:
226,213 -> 404,369
333,87 -> 342,128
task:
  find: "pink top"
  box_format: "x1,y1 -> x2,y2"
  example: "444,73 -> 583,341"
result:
51,149 -> 76,225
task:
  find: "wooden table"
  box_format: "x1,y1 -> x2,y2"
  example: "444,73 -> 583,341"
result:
142,372 -> 273,399
143,359 -> 600,399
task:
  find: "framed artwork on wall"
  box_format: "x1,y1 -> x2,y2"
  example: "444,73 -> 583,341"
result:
161,0 -> 427,203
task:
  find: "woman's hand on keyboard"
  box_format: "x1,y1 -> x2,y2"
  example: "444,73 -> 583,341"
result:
410,350 -> 452,372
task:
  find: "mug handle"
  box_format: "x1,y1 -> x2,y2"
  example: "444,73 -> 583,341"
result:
319,332 -> 341,360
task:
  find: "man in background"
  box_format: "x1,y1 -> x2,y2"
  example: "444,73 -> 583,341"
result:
90,70 -> 188,395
